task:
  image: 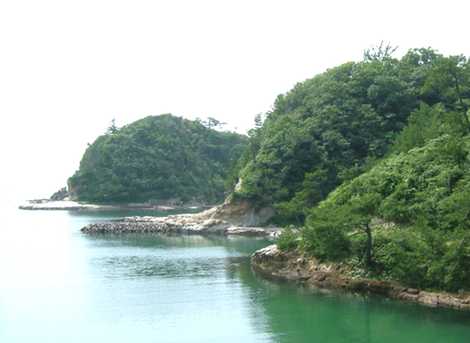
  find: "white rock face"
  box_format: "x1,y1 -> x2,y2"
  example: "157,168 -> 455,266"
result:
234,178 -> 243,192
252,244 -> 281,259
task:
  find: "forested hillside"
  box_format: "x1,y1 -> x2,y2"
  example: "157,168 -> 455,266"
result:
261,47 -> 470,292
234,47 -> 470,226
302,133 -> 470,291
69,114 -> 247,203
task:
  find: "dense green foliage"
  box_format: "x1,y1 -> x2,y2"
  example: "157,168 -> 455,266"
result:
236,48 -> 470,225
69,114 -> 247,203
276,227 -> 299,252
304,134 -> 470,291
265,47 -> 470,292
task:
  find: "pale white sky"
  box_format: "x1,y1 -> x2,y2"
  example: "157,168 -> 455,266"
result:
1,0 -> 469,202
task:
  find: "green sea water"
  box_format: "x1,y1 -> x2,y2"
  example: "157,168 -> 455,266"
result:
0,207 -> 469,343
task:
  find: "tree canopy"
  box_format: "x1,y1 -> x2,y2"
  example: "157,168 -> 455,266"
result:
302,133 -> 470,291
235,48 -> 470,225
69,114 -> 247,204
266,47 -> 470,292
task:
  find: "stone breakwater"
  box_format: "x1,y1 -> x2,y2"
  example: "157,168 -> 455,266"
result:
251,245 -> 470,311
81,209 -> 281,237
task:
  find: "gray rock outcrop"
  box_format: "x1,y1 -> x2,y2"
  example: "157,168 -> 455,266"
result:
81,201 -> 280,237
50,187 -> 69,201
251,245 -> 470,311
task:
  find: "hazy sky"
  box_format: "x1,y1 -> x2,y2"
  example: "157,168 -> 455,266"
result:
1,0 -> 469,202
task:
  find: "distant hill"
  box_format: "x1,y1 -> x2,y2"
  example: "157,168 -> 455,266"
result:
68,114 -> 247,204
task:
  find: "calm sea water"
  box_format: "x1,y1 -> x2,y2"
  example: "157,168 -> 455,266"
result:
1,207 -> 469,343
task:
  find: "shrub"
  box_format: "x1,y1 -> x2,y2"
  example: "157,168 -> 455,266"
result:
276,227 -> 299,251
373,227 -> 470,291
301,224 -> 351,261
373,230 -> 430,288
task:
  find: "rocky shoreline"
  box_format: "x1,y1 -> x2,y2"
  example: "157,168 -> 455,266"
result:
24,193 -> 470,311
81,203 -> 281,237
251,244 -> 470,311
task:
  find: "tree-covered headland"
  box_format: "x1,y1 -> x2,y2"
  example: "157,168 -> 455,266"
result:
234,46 -> 470,292
69,114 -> 247,204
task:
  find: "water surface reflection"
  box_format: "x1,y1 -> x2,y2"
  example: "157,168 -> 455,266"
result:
1,209 -> 469,343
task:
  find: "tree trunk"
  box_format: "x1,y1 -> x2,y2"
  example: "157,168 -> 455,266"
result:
364,223 -> 373,268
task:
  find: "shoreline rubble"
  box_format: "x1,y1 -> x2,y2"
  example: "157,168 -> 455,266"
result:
251,244 -> 470,311
81,208 -> 281,237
